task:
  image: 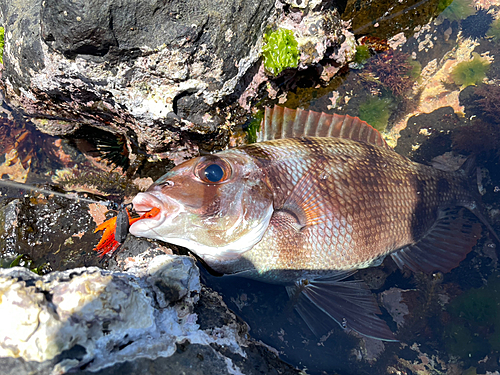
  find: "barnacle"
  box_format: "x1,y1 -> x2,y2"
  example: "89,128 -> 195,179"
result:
451,53 -> 490,87
261,29 -> 300,76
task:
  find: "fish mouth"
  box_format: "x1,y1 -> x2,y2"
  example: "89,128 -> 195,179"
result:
129,192 -> 172,236
132,192 -> 164,216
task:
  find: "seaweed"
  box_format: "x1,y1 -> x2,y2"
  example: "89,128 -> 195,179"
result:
358,95 -> 393,132
244,110 -> 264,144
471,83 -> 500,122
364,50 -> 417,96
452,119 -> 500,158
2,254 -> 49,275
261,29 -> 300,76
353,45 -> 371,65
451,53 -> 490,87
439,0 -> 475,22
443,274 -> 500,359
486,17 -> 500,42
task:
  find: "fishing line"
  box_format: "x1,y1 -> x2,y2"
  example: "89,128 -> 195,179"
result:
0,179 -> 119,209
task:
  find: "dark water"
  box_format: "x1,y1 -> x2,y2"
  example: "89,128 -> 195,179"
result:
2,0 -> 500,374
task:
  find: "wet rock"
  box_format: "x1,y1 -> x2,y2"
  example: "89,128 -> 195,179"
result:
343,0 -> 442,39
0,193 -> 103,272
380,287 -> 411,328
0,255 -> 299,374
0,199 -> 19,262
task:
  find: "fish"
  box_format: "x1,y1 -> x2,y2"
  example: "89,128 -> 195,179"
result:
95,105 -> 499,341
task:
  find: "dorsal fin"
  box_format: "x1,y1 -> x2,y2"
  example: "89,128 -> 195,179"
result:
258,105 -> 390,149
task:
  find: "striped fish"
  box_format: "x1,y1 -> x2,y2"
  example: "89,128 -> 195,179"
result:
128,105 -> 499,340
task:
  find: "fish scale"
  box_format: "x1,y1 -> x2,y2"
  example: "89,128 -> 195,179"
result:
236,136 -> 472,275
116,105 -> 499,340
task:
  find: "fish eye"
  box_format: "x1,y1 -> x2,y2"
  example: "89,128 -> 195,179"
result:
204,164 -> 224,182
195,157 -> 232,184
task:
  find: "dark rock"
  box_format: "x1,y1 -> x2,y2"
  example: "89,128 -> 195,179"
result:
1,0 -> 276,154
0,0 -> 358,163
343,0 -> 441,39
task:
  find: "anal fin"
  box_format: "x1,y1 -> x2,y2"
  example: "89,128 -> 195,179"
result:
390,207 -> 482,274
286,272 -> 397,341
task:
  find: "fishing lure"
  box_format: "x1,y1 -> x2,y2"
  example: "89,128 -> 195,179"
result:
93,206 -> 160,257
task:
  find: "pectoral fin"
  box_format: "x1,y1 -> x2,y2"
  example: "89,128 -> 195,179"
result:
286,272 -> 397,341
390,207 -> 482,273
280,169 -> 329,229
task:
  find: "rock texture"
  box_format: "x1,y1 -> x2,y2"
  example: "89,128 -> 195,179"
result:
0,255 -> 299,374
0,0 -> 276,153
0,0 -> 355,160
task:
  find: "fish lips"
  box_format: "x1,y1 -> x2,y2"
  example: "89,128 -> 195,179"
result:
129,192 -> 176,236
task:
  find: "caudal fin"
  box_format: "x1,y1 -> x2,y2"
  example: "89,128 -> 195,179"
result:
390,207 -> 482,273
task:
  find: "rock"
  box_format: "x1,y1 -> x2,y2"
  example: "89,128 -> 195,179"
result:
0,255 -> 299,374
0,0 -> 276,153
343,0 -> 443,38
0,194 -> 103,272
0,0 -> 357,159
380,287 -> 411,328
0,200 -> 19,262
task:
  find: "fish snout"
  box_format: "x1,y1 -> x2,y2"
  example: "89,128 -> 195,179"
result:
132,192 -> 165,215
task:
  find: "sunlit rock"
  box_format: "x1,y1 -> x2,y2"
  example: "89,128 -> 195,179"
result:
0,255 -> 295,374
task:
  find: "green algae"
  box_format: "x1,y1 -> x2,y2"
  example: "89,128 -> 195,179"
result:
487,18 -> 500,42
245,110 -> 264,144
262,29 -> 300,76
439,0 -> 475,21
359,96 -> 393,132
451,53 -> 490,87
354,45 -> 371,65
408,59 -> 422,80
443,274 -> 500,359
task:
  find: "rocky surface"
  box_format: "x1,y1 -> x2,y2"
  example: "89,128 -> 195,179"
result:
0,0 -> 356,160
0,255 -> 299,375
0,0 -> 276,154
